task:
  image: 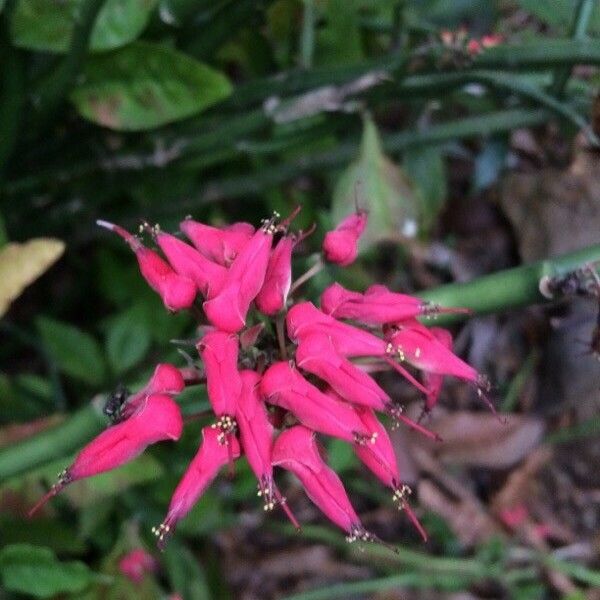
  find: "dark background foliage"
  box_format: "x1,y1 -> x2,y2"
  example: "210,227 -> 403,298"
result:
1,0 -> 600,598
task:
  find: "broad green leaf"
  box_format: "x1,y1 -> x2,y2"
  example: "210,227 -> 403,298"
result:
10,0 -> 158,53
0,238 -> 64,317
0,544 -> 93,598
37,317 -> 106,385
403,145 -> 447,234
71,41 -> 232,130
106,309 -> 151,374
332,116 -> 419,252
316,0 -> 363,67
517,0 -> 600,35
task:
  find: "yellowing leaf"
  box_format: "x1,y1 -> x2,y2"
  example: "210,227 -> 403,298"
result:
0,238 -> 65,317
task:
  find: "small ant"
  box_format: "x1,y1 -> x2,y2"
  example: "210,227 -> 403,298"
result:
103,384 -> 130,424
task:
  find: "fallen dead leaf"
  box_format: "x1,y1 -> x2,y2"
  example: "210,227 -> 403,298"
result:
0,238 -> 65,317
413,411 -> 545,469
418,479 -> 501,546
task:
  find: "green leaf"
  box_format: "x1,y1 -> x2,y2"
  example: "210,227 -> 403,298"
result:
316,0 -> 363,67
517,0 -> 600,35
71,41 -> 232,130
163,539 -> 212,600
0,544 -> 93,598
106,309 -> 151,374
10,0 -> 158,53
403,145 -> 447,234
37,317 -> 106,385
332,115 -> 420,252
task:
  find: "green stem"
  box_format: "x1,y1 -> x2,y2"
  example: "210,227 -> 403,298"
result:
151,108 -> 549,216
31,0 -> 105,130
420,243 -> 600,323
0,392 -> 210,482
551,0 -> 596,96
271,523 -> 486,576
300,0 -> 316,69
0,403 -> 105,482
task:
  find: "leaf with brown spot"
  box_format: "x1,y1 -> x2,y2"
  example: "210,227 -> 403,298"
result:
71,42 -> 232,131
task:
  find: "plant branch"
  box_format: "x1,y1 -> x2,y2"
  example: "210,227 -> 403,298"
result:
420,243 -> 600,323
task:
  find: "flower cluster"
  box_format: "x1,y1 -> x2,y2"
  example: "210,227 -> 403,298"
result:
31,208 -> 492,550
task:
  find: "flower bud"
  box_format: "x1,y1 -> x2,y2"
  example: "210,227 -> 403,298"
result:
119,549 -> 157,583
96,220 -> 196,312
120,363 -> 185,420
322,210 -> 368,266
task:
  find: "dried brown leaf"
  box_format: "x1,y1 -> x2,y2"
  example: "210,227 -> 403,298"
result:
0,238 -> 65,317
415,411 -> 544,469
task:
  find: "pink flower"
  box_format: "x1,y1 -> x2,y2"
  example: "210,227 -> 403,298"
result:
155,231 -> 227,299
236,370 -> 276,507
119,548 -> 157,583
180,219 -> 254,266
349,402 -> 427,540
286,302 -> 386,357
203,223 -> 274,332
255,235 -> 294,315
197,331 -> 242,441
260,362 -> 376,444
321,282 -> 469,323
29,394 -> 183,516
272,426 -> 357,532
322,210 -> 368,266
386,321 -> 494,413
422,328 -> 453,413
153,426 -> 240,547
120,363 -> 185,420
296,332 -> 391,412
287,302 -> 430,395
96,220 -> 196,312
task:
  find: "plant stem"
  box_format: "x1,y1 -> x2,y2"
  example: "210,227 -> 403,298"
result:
290,256 -> 324,296
551,0 -> 596,96
419,243 -> 600,324
0,403 -> 105,482
32,0 -> 105,131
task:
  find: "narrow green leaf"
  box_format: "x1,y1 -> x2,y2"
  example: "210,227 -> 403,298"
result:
517,0 -> 600,34
106,309 -> 151,374
37,317 -> 106,385
332,115 -> 420,252
71,41 -> 232,130
10,0 -> 158,53
163,540 -> 213,600
0,544 -> 93,598
316,0 -> 363,66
